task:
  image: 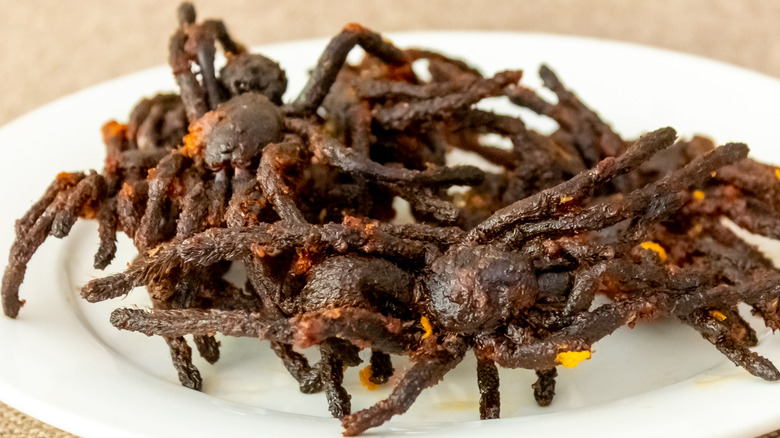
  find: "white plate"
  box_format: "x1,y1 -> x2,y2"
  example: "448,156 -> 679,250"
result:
1,32 -> 780,438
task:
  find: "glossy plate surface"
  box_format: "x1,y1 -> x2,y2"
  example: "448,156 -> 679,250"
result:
1,32 -> 780,438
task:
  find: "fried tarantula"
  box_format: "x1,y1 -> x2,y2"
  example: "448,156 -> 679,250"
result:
5,3 -> 780,436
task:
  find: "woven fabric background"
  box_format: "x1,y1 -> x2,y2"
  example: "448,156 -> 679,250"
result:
1,1 -> 780,436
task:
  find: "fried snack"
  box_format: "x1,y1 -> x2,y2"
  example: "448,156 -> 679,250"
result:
4,3 -> 780,436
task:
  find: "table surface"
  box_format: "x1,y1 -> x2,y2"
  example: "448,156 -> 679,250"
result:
2,1 -> 780,437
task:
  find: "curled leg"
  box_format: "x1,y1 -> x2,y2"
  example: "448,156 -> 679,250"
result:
3,189 -> 71,317
50,172 -> 107,238
94,196 -> 118,269
292,23 -> 408,114
15,172 -> 85,236
341,336 -> 468,436
270,341 -> 323,394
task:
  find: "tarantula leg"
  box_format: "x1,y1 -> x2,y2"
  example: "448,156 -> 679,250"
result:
225,169 -> 263,227
347,100 -> 373,157
467,127 -> 677,243
205,170 -> 230,229
190,25 -> 224,109
341,336 -> 468,436
15,172 -> 86,236
539,65 -> 625,163
477,300 -> 644,370
701,306 -> 759,347
204,273 -> 263,313
243,255 -> 287,317
110,307 -> 287,339
82,227 -> 265,303
379,222 -> 466,247
309,127 -> 484,186
116,180 -> 149,239
680,309 -> 780,380
82,220 -> 435,303
389,183 -> 460,224
175,3 -> 246,110
506,84 -> 555,117
508,66 -> 624,165
169,29 -> 208,123
751,299 -> 780,332
135,152 -> 188,250
404,48 -> 483,83
126,96 -> 165,150
258,138 -> 309,226
201,19 -> 246,55
356,77 -> 469,100
531,368 -> 557,407
293,307 -> 417,354
193,334 -> 221,365
94,196 -> 118,269
671,274 -> 780,319
127,94 -> 187,150
2,187 -> 76,317
115,149 -> 172,182
372,71 -> 523,131
317,219 -> 437,265
50,172 -> 107,238
164,334 -> 203,390
176,1 -> 196,26
270,341 -> 323,394
475,354 -> 500,419
176,181 -> 208,239
292,23 -> 408,114
151,273 -> 212,387
562,262 -> 608,317
110,306 -> 416,355
504,142 -> 748,243
320,339 -> 355,418
179,267 -> 224,365
368,350 -> 394,385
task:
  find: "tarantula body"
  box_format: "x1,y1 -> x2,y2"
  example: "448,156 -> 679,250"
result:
425,243 -> 538,333
6,3 -> 780,436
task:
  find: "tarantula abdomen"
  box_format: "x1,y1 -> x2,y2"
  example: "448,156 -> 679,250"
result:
185,92 -> 284,169
220,52 -> 288,105
425,244 -> 538,333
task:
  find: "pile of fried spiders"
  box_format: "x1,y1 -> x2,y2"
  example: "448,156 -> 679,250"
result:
4,3 -> 780,436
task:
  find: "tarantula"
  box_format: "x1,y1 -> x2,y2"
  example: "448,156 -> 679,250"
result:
97,128 -> 774,436
1,3 -> 511,390
6,3 -> 780,436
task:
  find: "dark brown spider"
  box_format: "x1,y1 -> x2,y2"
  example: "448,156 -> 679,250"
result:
5,3 -> 780,436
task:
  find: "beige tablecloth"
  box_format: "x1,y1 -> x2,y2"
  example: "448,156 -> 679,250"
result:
2,1 -> 780,436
